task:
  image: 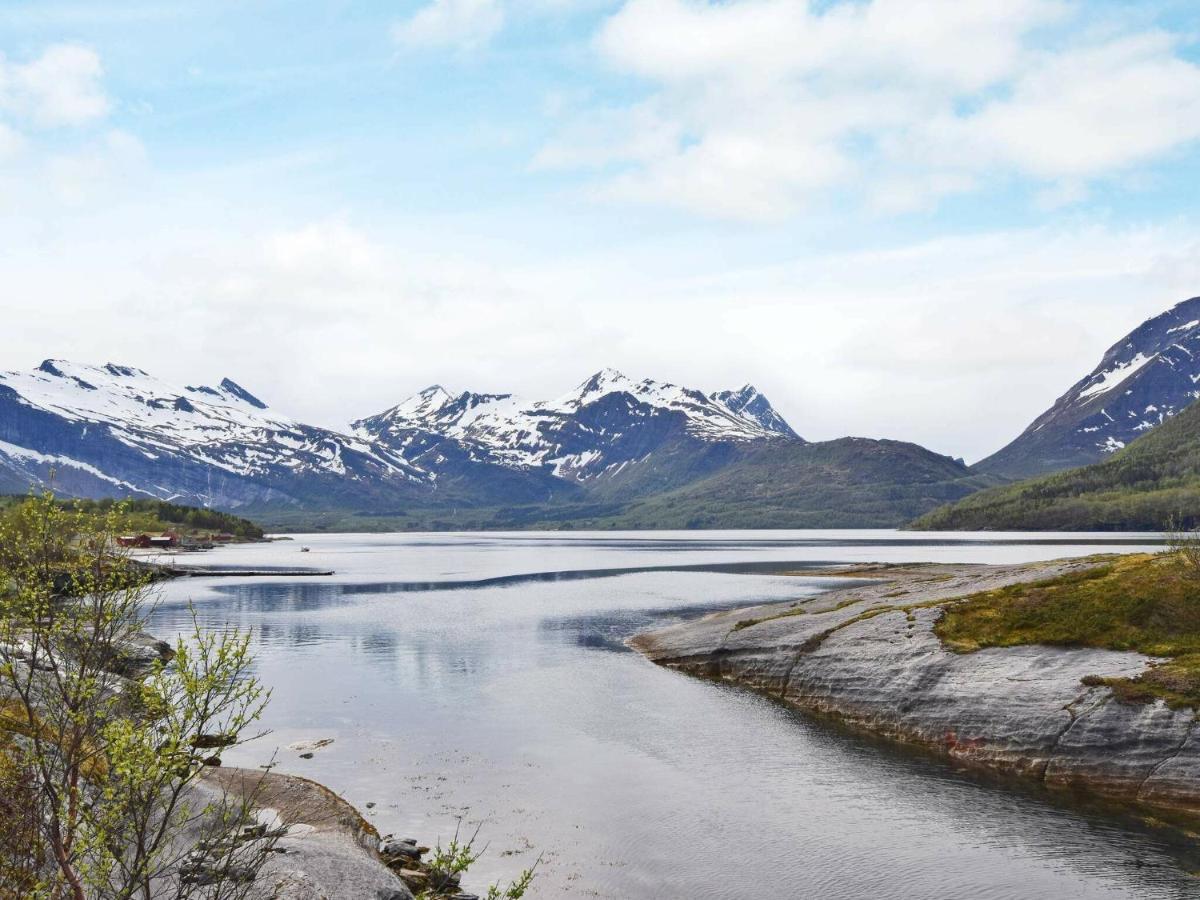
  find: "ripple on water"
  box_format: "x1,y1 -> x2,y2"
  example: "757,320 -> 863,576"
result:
151,532 -> 1199,899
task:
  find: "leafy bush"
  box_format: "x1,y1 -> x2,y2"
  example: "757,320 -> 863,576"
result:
0,492 -> 273,898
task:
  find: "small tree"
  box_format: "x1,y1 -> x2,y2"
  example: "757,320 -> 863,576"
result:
1164,514 -> 1200,583
0,493 -> 273,899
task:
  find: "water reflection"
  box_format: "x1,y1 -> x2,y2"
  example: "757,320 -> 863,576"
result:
150,532 -> 1199,899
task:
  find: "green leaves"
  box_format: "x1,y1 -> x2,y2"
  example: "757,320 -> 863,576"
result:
415,821 -> 540,900
0,490 -> 272,899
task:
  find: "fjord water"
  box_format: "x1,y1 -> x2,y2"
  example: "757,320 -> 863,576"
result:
150,531 -> 1200,899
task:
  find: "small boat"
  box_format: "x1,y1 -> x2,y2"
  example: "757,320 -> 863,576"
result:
300,546 -> 311,553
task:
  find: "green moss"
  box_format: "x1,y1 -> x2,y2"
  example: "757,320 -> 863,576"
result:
935,554 -> 1200,708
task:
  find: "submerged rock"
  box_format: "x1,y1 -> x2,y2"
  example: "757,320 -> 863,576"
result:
288,738 -> 335,752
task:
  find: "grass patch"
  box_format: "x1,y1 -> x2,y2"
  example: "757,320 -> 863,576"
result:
935,553 -> 1200,708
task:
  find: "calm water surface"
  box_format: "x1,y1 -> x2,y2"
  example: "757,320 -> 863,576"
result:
150,530 -> 1200,899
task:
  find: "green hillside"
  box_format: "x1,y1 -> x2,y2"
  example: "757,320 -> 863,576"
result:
251,437 -> 997,532
594,438 -> 999,529
912,400 -> 1200,531
0,495 -> 265,540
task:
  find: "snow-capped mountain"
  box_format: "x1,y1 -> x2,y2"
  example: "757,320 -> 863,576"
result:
977,296 -> 1200,478
0,358 -> 990,528
0,360 -> 423,508
353,368 -> 801,484
0,361 -> 801,513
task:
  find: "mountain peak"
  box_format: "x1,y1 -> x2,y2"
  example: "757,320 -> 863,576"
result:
711,385 -> 799,439
219,378 -> 269,409
577,368 -> 631,397
380,384 -> 455,421
359,384 -> 519,436
977,294 -> 1200,478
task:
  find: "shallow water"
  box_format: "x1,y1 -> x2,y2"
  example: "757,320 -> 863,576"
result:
150,530 -> 1200,899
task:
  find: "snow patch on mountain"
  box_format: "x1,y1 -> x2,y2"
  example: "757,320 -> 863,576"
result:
0,438 -> 151,494
1076,352 -> 1154,401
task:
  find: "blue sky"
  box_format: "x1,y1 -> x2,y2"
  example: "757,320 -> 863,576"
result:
3,0 -> 1200,460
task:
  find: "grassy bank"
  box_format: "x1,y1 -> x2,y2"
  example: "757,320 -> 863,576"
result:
0,496 -> 264,540
935,553 -> 1200,708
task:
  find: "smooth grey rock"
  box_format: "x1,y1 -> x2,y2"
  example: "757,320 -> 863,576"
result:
633,560 -> 1200,818
111,632 -> 175,676
164,769 -> 414,900
1045,698 -> 1195,797
1140,721 -> 1200,810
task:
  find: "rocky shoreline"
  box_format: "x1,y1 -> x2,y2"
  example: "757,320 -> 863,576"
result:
630,558 -> 1200,821
96,566 -> 479,898
189,767 -> 489,899
41,628 -> 422,898
185,767 -> 415,899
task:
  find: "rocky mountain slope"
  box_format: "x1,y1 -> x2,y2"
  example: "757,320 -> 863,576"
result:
913,390 -> 1200,531
0,360 -> 426,510
977,296 -> 1200,479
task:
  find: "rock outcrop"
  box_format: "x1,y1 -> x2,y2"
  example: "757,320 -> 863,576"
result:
186,768 -> 413,900
631,560 -> 1200,818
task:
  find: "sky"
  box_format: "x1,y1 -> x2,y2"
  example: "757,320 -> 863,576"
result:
3,0 -> 1200,462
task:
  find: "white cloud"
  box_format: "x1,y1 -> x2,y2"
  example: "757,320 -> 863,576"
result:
0,43 -> 109,127
539,0 -> 1200,220
0,121 -> 24,161
46,128 -> 147,205
392,0 -> 610,51
932,32 -> 1200,178
5,206 -> 1199,461
392,0 -> 505,51
0,44 -> 143,208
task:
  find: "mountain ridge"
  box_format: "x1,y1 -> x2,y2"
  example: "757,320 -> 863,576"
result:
351,367 -> 801,491
914,395 -> 1200,531
0,358 -> 987,529
975,296 -> 1200,479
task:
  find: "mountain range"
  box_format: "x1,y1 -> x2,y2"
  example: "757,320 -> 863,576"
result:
0,360 -> 985,529
0,360 -> 424,510
4,294 -> 1200,531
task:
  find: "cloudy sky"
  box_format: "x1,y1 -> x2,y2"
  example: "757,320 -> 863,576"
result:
3,0 -> 1200,461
